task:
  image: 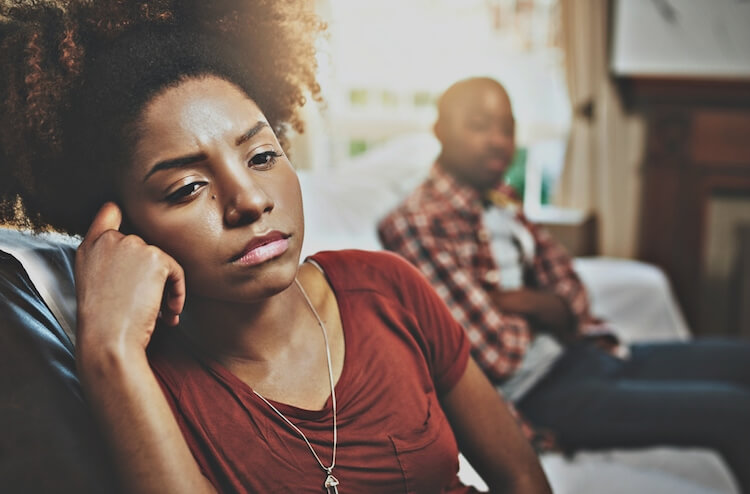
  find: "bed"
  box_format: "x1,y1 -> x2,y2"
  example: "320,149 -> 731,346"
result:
0,134 -> 738,492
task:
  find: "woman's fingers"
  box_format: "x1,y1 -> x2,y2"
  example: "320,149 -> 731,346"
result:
84,202 -> 123,243
161,255 -> 186,326
78,201 -> 186,330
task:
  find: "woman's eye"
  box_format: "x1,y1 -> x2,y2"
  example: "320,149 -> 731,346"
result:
165,182 -> 206,203
249,150 -> 282,169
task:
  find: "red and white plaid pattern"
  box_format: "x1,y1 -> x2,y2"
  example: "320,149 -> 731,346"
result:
378,164 -> 613,385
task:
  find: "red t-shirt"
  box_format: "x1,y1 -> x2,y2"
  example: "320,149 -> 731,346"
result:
148,250 -> 474,493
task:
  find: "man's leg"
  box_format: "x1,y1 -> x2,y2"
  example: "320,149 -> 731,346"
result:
624,339 -> 750,385
517,341 -> 750,492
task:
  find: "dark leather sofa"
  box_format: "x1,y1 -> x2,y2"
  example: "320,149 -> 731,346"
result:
0,228 -> 120,493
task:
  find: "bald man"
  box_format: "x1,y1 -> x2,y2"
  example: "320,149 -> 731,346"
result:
378,77 -> 750,490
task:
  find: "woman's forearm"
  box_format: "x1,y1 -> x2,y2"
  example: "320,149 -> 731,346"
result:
442,359 -> 552,494
73,204 -> 206,492
78,343 -> 215,494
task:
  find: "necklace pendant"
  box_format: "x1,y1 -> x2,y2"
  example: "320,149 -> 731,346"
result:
324,473 -> 339,493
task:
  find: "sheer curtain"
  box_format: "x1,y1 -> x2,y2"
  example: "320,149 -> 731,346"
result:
556,0 -> 645,258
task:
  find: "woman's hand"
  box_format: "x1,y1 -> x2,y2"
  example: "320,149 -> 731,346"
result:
74,203 -> 215,494
75,202 -> 185,358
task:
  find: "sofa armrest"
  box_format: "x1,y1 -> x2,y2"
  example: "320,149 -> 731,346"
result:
0,229 -> 119,492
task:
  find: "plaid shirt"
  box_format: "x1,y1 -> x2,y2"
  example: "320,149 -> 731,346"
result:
378,164 -> 613,386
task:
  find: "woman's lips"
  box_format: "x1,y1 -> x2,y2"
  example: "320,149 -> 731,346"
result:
231,232 -> 290,266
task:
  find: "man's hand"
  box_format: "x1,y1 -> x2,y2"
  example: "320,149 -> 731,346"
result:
490,288 -> 575,342
585,334 -> 630,359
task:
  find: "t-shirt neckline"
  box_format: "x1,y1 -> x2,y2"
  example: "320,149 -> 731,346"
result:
180,253 -> 351,422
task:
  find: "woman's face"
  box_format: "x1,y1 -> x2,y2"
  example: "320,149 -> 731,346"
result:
118,76 -> 304,303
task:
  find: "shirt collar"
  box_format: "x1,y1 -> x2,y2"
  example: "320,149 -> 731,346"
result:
428,163 -> 483,213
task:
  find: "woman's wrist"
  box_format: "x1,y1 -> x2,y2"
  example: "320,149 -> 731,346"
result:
76,331 -> 149,387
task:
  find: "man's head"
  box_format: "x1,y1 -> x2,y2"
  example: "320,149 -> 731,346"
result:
434,77 -> 515,193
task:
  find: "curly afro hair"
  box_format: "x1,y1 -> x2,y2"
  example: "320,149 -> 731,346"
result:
0,0 -> 324,234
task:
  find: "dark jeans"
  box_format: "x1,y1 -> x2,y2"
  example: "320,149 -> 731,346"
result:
517,339 -> 750,493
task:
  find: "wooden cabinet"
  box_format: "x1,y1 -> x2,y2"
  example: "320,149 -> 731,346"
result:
623,78 -> 750,335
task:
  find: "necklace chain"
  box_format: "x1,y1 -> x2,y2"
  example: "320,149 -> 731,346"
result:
251,278 -> 338,479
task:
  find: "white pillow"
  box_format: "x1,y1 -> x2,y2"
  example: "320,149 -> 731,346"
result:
299,132 -> 439,258
0,228 -> 80,344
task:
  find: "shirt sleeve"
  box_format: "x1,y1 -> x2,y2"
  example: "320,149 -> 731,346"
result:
521,216 -> 615,338
379,211 -> 532,384
380,251 -> 473,394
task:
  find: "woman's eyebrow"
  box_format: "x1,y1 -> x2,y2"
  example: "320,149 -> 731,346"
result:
142,122 -> 269,182
143,153 -> 206,182
236,121 -> 269,146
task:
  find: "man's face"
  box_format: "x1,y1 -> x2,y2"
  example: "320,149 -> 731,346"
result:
436,83 -> 515,192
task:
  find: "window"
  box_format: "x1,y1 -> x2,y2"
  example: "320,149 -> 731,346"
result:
292,0 -> 569,206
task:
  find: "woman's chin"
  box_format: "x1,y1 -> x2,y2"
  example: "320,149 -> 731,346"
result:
189,260 -> 300,306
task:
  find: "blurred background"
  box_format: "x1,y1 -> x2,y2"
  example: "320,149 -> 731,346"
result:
289,0 -> 750,341
1,2 -> 748,492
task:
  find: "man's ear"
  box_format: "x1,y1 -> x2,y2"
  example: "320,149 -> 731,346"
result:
433,119 -> 444,143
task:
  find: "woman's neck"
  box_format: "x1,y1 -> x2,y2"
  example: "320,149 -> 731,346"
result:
178,276 -> 312,363
176,263 -> 342,408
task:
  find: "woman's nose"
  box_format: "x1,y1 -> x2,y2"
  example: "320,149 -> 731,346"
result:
220,168 -> 274,228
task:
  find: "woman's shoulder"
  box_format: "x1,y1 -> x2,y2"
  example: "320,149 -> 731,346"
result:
307,249 -> 423,290
309,248 -> 408,267
307,249 -> 444,319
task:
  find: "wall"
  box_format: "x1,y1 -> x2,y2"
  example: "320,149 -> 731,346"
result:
611,0 -> 750,78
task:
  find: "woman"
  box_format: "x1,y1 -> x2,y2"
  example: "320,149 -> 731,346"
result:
0,1 -> 551,493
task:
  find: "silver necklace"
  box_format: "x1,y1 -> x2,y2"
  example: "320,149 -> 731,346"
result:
252,278 -> 339,494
